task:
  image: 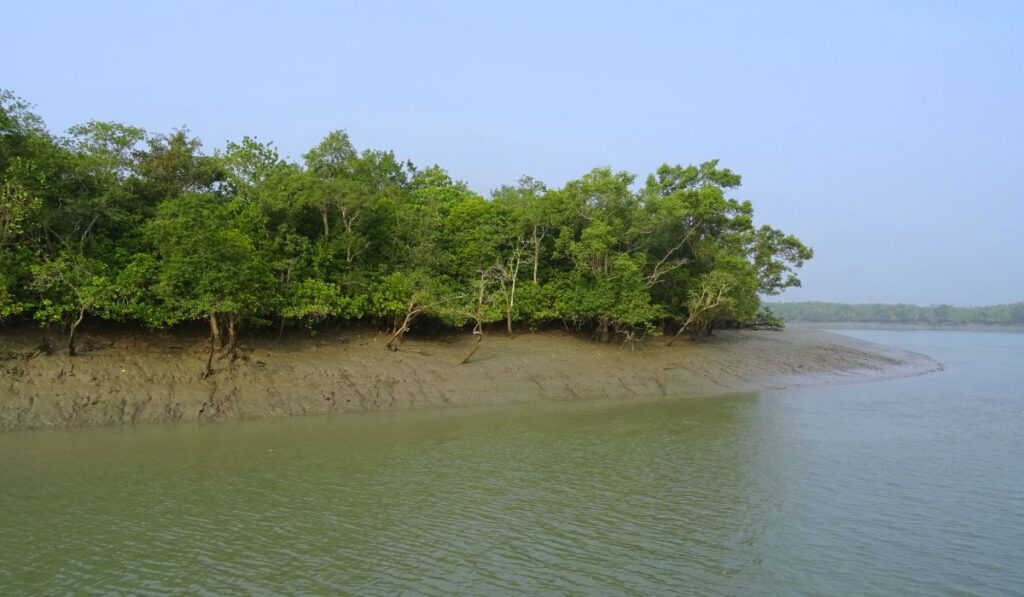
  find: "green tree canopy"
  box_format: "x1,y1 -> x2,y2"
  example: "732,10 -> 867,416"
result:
0,89 -> 816,368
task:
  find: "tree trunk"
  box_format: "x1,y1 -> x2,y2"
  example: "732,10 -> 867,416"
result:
666,322 -> 688,347
386,299 -> 418,351
225,313 -> 238,364
506,274 -> 516,337
321,208 -> 330,239
67,308 -> 85,357
532,228 -> 541,284
209,313 -> 222,352
385,320 -> 407,351
40,322 -> 53,354
463,272 -> 489,363
203,313 -> 222,378
204,323 -> 216,378
460,330 -> 483,365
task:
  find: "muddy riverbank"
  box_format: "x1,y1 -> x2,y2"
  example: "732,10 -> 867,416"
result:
0,326 -> 940,431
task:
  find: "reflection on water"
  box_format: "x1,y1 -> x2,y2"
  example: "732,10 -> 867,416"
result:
1,330 -> 1022,595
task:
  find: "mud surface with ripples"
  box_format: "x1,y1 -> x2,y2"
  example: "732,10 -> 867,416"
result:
0,327 -> 935,431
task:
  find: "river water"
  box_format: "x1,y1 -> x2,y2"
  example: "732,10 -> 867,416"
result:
1,330 -> 1022,595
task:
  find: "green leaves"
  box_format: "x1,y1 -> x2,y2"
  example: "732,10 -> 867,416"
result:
29,251 -> 112,325
1,88 -> 815,345
282,278 -> 363,323
0,180 -> 40,247
303,130 -> 356,179
141,192 -> 277,324
751,225 -> 814,295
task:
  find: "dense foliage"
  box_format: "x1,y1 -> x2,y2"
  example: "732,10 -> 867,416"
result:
1,91 -> 812,369
768,302 -> 1024,325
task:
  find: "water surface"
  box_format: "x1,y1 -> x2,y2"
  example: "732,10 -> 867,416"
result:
1,330 -> 1022,595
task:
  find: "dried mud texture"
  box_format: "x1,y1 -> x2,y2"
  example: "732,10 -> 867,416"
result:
0,326 -> 940,431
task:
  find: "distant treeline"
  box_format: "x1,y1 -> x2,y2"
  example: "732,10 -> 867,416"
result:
767,302 -> 1024,325
1,90 -> 812,372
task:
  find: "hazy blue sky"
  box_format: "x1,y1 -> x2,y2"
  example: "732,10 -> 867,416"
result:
3,1 -> 1022,305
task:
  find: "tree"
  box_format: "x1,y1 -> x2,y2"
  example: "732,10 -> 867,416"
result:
281,278 -> 362,330
0,180 -> 41,319
129,129 -> 225,212
549,168 -> 659,341
143,193 -> 276,375
223,136 -> 285,193
2,88 -> 818,359
30,252 -> 112,355
57,121 -> 147,253
456,266 -> 500,364
370,271 -> 454,351
303,130 -> 356,179
750,225 -> 814,295
1,92 -> 63,322
494,236 -> 528,336
492,176 -> 557,284
664,271 -> 732,345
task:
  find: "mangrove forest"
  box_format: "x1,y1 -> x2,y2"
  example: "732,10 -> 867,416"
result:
0,90 -> 812,373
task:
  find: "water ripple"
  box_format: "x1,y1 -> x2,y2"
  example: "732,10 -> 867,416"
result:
1,330 -> 1023,595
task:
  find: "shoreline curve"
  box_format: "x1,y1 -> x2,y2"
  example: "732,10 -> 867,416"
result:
0,327 -> 941,432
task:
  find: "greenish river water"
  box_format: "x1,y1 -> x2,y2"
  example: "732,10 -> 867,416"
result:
1,330 -> 1022,595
